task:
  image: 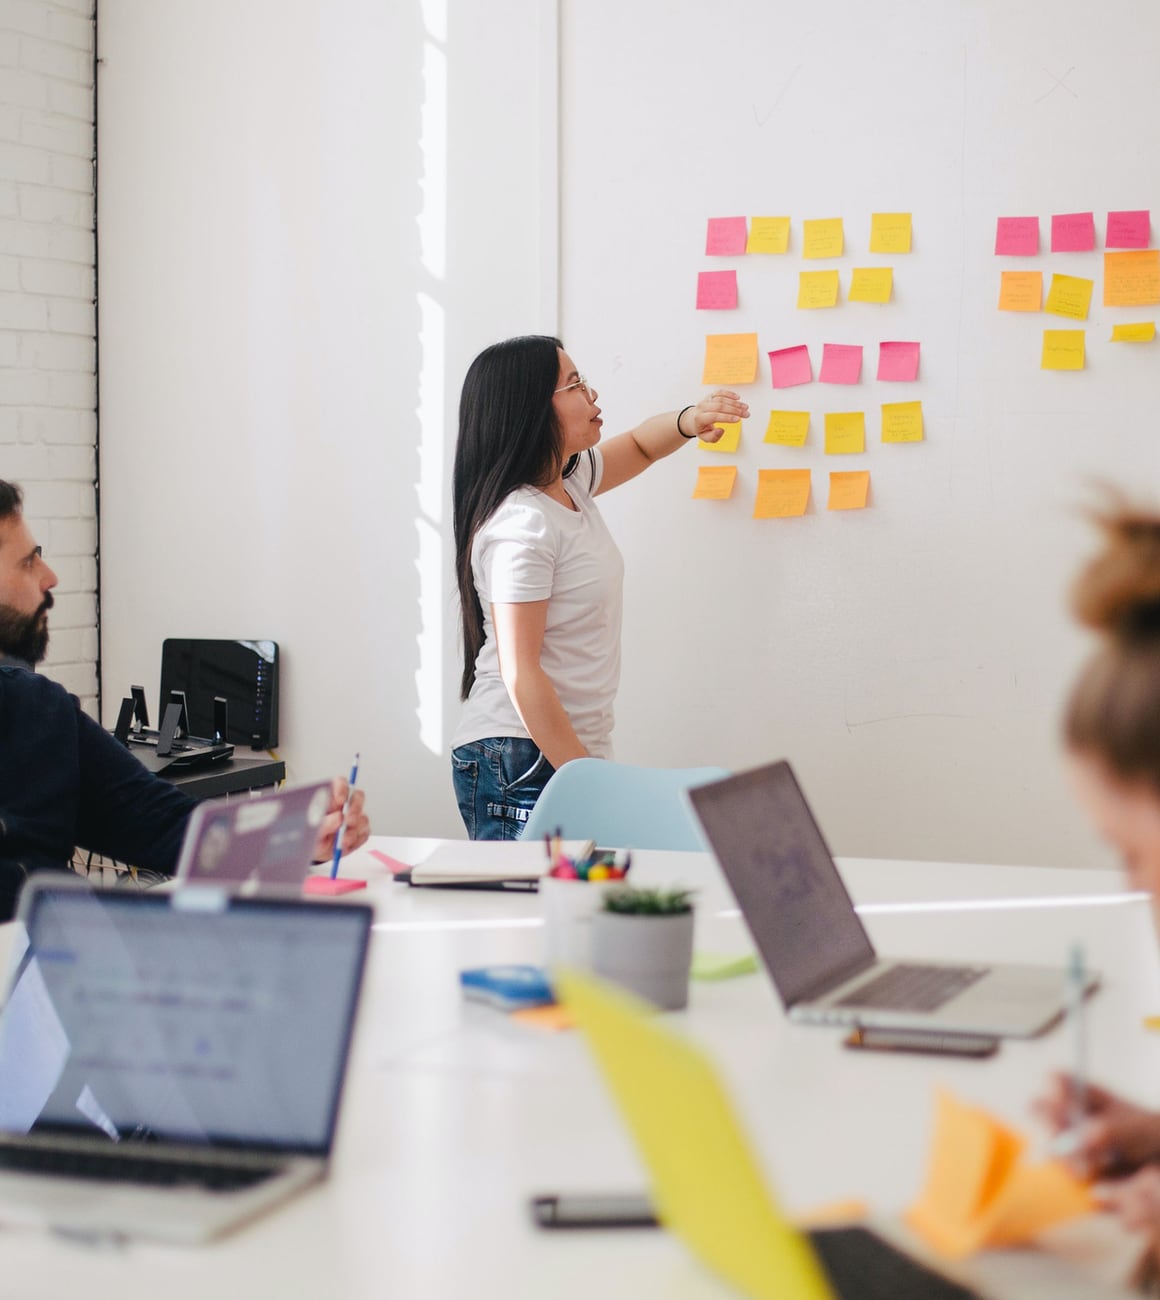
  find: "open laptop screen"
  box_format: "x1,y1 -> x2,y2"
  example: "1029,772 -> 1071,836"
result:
688,761 -> 876,1006
0,886 -> 371,1155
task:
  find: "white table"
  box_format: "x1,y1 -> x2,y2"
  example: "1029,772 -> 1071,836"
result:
2,842 -> 1155,1299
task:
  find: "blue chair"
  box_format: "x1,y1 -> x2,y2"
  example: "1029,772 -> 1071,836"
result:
520,759 -> 730,851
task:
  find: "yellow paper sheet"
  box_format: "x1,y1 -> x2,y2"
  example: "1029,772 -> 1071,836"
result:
1112,321 -> 1156,342
881,400 -> 924,443
797,270 -> 840,309
1045,273 -> 1094,321
702,421 -> 741,453
692,465 -> 738,500
848,267 -> 893,304
1104,249 -> 1160,306
764,410 -> 810,447
1041,330 -> 1085,371
747,216 -> 790,254
802,217 -> 843,259
869,212 -> 912,254
998,270 -> 1042,312
824,411 -> 866,455
828,471 -> 870,510
754,469 -> 811,518
702,333 -> 758,384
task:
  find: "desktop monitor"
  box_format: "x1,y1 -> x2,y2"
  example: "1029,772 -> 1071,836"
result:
160,638 -> 279,750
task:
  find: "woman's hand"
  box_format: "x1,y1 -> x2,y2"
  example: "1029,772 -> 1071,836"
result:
312,778 -> 370,864
1033,1072 -> 1160,1179
686,389 -> 750,442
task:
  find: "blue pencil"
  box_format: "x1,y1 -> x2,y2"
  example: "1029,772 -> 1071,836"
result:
329,753 -> 360,880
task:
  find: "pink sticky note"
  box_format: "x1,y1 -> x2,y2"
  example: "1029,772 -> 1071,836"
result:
1051,211 -> 1095,252
995,216 -> 1039,256
1107,210 -> 1151,250
696,269 -> 738,309
705,217 -> 748,256
877,341 -> 920,382
303,876 -> 367,895
819,343 -> 863,385
768,345 -> 812,388
369,849 -> 412,874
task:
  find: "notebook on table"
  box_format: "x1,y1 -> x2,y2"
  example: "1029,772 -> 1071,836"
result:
0,876 -> 372,1243
398,838 -> 594,889
687,761 -> 1097,1038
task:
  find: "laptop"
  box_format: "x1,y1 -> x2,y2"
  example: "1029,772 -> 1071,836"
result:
687,761 -> 1096,1038
0,876 -> 371,1243
173,780 -> 332,890
557,969 -> 982,1300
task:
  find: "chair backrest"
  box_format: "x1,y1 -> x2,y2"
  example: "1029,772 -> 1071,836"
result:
520,759 -> 730,850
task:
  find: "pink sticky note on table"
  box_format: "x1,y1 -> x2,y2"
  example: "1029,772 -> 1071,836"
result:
819,343 -> 863,385
994,217 -> 1039,256
1107,210 -> 1151,250
370,848 -> 412,874
696,269 -> 738,309
877,341 -> 920,382
768,345 -> 812,388
705,217 -> 748,256
1051,212 -> 1095,252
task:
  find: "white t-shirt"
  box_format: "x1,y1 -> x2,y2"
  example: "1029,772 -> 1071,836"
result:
452,450 -> 624,758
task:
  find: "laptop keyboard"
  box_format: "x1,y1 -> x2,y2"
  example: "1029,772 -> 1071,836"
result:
833,963 -> 988,1013
0,1144 -> 278,1193
810,1226 -> 981,1299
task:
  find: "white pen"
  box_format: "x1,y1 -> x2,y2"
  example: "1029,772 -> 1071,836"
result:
1050,944 -> 1088,1159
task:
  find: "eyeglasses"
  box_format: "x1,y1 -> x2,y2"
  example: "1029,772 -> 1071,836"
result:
554,375 -> 595,403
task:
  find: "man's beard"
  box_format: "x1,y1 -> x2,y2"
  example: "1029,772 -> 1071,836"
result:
0,593 -> 52,665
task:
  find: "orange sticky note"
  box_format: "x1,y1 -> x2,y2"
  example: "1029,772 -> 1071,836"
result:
823,411 -> 865,455
747,216 -> 791,254
510,1004 -> 575,1032
869,212 -> 912,254
693,465 -> 738,500
998,271 -> 1042,312
828,471 -> 870,510
1104,250 -> 1160,307
765,410 -> 810,447
1044,273 -> 1094,321
1041,330 -> 1085,371
881,400 -> 923,443
702,421 -> 741,453
702,333 -> 758,385
754,469 -> 810,518
797,270 -> 840,308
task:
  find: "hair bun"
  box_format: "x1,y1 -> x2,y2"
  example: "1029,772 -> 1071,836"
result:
1073,498 -> 1160,638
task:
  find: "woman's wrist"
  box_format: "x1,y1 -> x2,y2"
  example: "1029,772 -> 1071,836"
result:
677,405 -> 697,439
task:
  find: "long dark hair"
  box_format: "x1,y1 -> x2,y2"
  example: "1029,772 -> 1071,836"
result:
453,335 -> 569,700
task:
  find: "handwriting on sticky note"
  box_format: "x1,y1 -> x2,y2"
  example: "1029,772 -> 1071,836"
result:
828,471 -> 870,511
824,412 -> 866,455
754,469 -> 811,518
797,270 -> 840,309
1051,211 -> 1095,253
819,343 -> 863,385
1044,273 -> 1093,321
1104,250 -> 1160,306
802,218 -> 843,260
869,212 -> 911,254
768,345 -> 812,388
747,216 -> 790,254
877,341 -> 920,382
881,401 -> 924,443
1106,210 -> 1150,249
998,271 -> 1042,312
705,217 -> 747,256
697,270 -> 738,310
703,333 -> 758,384
848,267 -> 893,304
765,410 -> 810,447
1041,330 -> 1085,371
703,421 -> 742,453
693,465 -> 738,500
1111,321 -> 1156,342
994,216 -> 1038,256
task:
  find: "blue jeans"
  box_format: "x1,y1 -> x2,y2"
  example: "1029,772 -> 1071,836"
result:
451,738 -> 555,840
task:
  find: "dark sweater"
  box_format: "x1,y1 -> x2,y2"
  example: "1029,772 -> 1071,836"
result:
0,662 -> 194,919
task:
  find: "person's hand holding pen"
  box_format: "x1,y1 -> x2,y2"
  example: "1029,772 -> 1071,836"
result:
1032,1074 -> 1160,1180
311,770 -> 370,866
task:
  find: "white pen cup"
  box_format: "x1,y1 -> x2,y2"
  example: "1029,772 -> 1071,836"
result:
541,876 -> 612,971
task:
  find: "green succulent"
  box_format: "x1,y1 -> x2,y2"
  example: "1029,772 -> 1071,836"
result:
600,885 -> 695,916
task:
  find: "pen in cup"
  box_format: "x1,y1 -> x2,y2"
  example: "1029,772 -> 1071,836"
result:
329,752 -> 360,881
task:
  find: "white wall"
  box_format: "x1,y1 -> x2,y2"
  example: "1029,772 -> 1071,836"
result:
0,0 -> 96,708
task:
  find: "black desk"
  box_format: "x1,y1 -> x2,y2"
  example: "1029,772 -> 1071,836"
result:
165,754 -> 286,801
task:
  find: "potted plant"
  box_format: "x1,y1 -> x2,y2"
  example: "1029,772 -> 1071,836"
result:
590,886 -> 695,1011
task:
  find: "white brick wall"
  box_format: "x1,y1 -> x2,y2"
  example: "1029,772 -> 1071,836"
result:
0,0 -> 96,710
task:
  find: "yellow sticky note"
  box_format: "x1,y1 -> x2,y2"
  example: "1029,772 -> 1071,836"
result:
702,421 -> 741,453
797,270 -> 840,309
828,471 -> 870,510
869,212 -> 912,254
802,217 -> 843,259
881,400 -> 923,443
747,216 -> 790,254
1041,330 -> 1085,371
848,267 -> 893,304
692,465 -> 738,500
823,411 -> 865,455
998,271 -> 1042,312
764,410 -> 810,447
1112,322 -> 1156,342
702,333 -> 758,385
1104,250 -> 1160,307
754,469 -> 811,519
1045,273 -> 1094,321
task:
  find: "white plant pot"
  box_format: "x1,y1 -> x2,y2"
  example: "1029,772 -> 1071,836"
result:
590,909 -> 695,1011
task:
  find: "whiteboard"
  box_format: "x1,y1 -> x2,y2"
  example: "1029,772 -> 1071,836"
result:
559,0 -> 1160,868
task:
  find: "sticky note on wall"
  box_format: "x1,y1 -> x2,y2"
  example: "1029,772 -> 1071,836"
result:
696,270 -> 738,310
1104,250 -> 1160,306
819,344 -> 863,384
1111,322 -> 1156,342
998,271 -> 1042,312
754,469 -> 811,518
765,410 -> 810,447
802,218 -> 844,259
828,471 -> 870,511
1050,212 -> 1095,253
703,334 -> 758,384
1106,210 -> 1150,249
768,345 -> 812,388
848,267 -> 893,304
692,465 -> 738,500
869,212 -> 912,253
824,412 -> 866,454
747,216 -> 791,253
877,341 -> 920,381
1044,274 -> 1093,321
705,217 -> 748,255
881,401 -> 924,443
994,217 -> 1039,256
1041,330 -> 1085,371
703,421 -> 742,453
797,271 -> 840,309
